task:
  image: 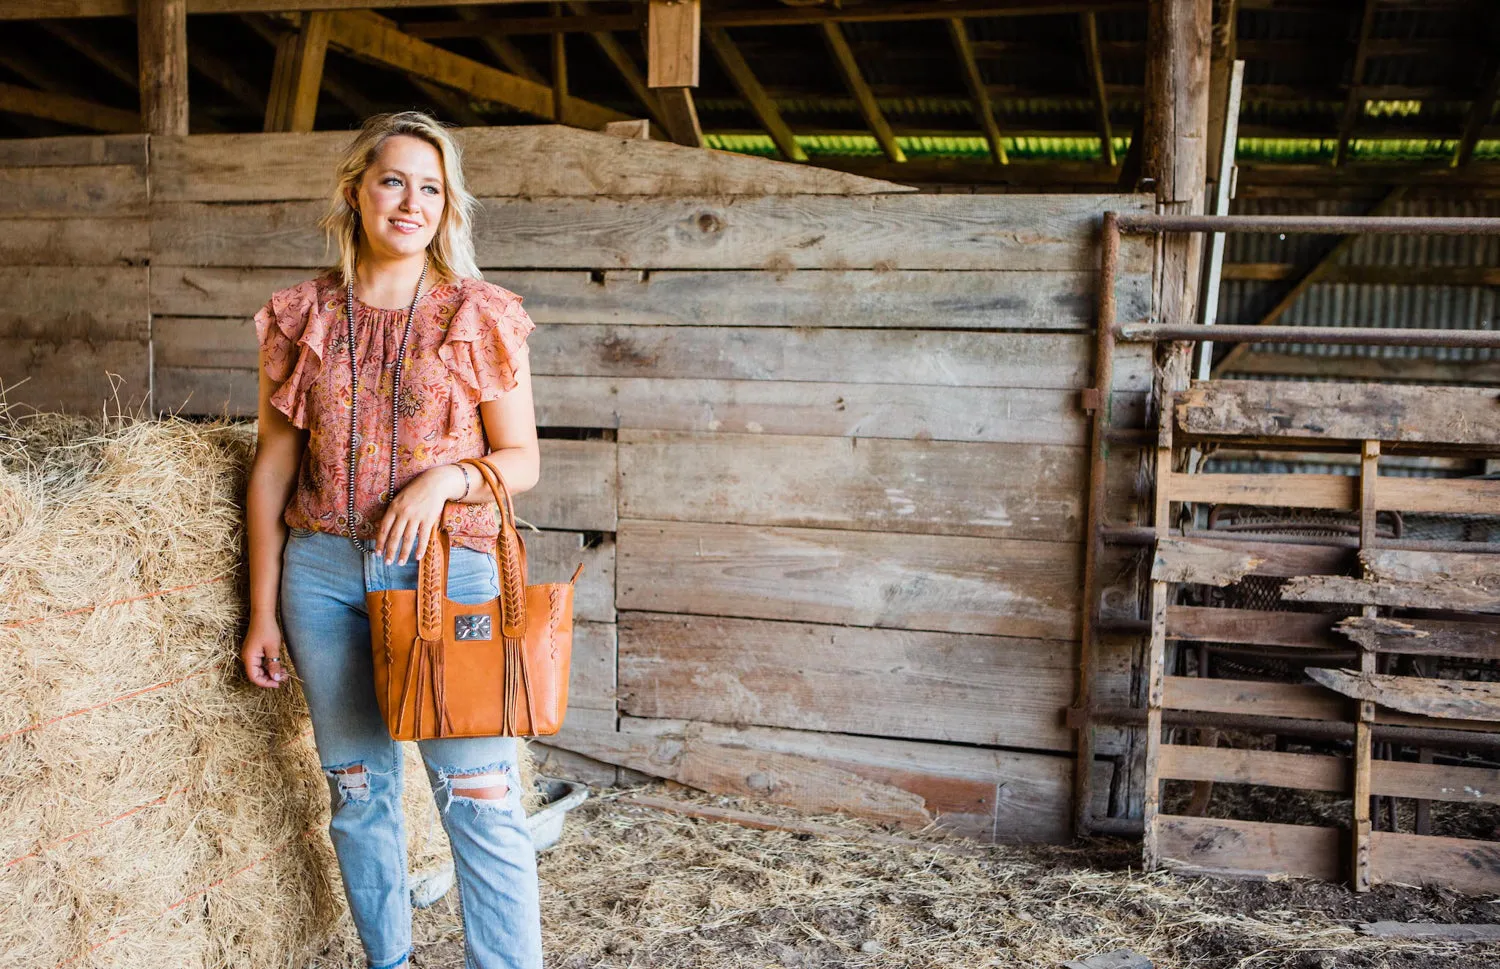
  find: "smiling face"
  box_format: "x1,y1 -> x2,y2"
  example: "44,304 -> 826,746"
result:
349,133 -> 447,265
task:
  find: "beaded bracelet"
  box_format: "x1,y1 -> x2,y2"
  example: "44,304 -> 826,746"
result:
456,462 -> 473,500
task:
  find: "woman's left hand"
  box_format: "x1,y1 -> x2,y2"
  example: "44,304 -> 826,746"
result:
377,465 -> 465,565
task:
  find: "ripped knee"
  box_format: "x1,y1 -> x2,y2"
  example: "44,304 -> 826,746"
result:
448,769 -> 510,801
435,761 -> 516,812
325,762 -> 371,806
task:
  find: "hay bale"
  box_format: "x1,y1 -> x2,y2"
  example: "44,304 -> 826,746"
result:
0,412 -> 532,968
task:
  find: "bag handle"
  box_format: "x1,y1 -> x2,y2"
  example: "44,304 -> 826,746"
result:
413,458 -> 529,640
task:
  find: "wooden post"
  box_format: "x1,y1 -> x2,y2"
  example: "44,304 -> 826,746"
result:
264,12 -> 330,133
1142,395 -> 1175,870
137,0 -> 188,136
648,0 -> 702,147
1143,0 -> 1211,393
1352,439 -> 1380,892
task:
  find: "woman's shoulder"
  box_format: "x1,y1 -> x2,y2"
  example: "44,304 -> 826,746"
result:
266,270 -> 340,309
449,274 -> 524,307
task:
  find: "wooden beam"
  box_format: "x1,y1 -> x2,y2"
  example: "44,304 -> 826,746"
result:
323,10 -> 631,129
655,87 -> 702,147
264,10 -> 329,132
647,0 -> 699,89
457,5 -> 546,84
395,1 -> 1148,40
948,18 -> 1006,165
1333,0 -> 1377,167
1210,184 -> 1408,375
188,42 -> 265,115
0,80 -> 139,132
566,1 -> 668,134
138,0 -> 189,136
1309,668 -> 1500,723
705,26 -> 805,162
1080,12 -> 1114,166
822,21 -> 905,163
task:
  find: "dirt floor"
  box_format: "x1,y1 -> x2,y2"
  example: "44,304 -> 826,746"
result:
300,782 -> 1500,969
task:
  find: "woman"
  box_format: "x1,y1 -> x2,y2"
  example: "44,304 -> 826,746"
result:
240,111 -> 544,969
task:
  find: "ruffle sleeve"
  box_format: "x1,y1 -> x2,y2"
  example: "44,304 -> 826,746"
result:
437,280 -> 536,433
252,279 -> 329,430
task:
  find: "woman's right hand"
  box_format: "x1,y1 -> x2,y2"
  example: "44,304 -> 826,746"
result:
242,616 -> 288,689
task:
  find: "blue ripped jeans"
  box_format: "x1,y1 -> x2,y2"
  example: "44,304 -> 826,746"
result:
280,528 -> 543,969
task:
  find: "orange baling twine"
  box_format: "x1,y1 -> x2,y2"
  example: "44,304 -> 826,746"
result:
0,570 -> 323,967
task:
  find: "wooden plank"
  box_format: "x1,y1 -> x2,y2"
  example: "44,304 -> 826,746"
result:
2,266 -> 147,341
618,430 -> 1131,542
568,619 -> 616,714
149,265 -> 1151,331
164,317 -> 1149,397
1163,676 -> 1349,721
535,376 -> 1143,446
0,82 -> 140,134
821,22 -> 904,163
529,325 -> 1142,391
1372,760 -> 1500,806
1284,576 -> 1500,614
1176,381 -> 1500,448
1372,830 -> 1500,895
1332,0 -> 1378,166
617,612 -> 1076,751
1155,815 -> 1342,881
617,519 -> 1082,640
1152,537 -> 1265,586
149,194 -> 1155,271
1169,473 -> 1500,517
513,438 -> 617,532
1362,549 -> 1500,587
1168,606 -> 1345,650
1336,616 -> 1500,661
0,164 -> 146,219
1359,923 -> 1500,941
0,134 -> 146,167
1142,403 -> 1174,869
1166,471 -> 1356,511
1158,744 -> 1346,793
1157,536 -> 1351,579
1353,440 -> 1379,892
523,530 -> 614,623
0,218 -> 147,267
153,368 -> 1143,447
0,338 -> 148,414
147,126 -> 905,203
1307,669 -> 1500,723
550,712 -> 1083,843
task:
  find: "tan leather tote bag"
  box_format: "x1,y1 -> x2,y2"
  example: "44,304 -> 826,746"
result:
367,457 -> 583,740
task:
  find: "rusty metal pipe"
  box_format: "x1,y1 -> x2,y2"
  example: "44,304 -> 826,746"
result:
1116,213 -> 1500,235
1101,526 -> 1500,555
1116,323 -> 1500,349
1073,211 -> 1121,838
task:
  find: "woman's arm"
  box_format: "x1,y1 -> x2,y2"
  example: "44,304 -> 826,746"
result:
375,346 -> 540,565
241,363 -> 306,688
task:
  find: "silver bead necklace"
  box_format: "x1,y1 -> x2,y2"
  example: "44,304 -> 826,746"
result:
344,257 -> 428,553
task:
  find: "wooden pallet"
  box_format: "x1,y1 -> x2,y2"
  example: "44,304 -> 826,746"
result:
1141,381 -> 1500,892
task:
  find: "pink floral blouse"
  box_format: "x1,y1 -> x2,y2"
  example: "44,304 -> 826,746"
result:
254,270 -> 535,553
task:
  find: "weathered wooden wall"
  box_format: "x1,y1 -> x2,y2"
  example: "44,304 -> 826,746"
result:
4,125 -> 1153,844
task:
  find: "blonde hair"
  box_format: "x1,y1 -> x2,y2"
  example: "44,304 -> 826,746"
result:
319,111 -> 482,288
